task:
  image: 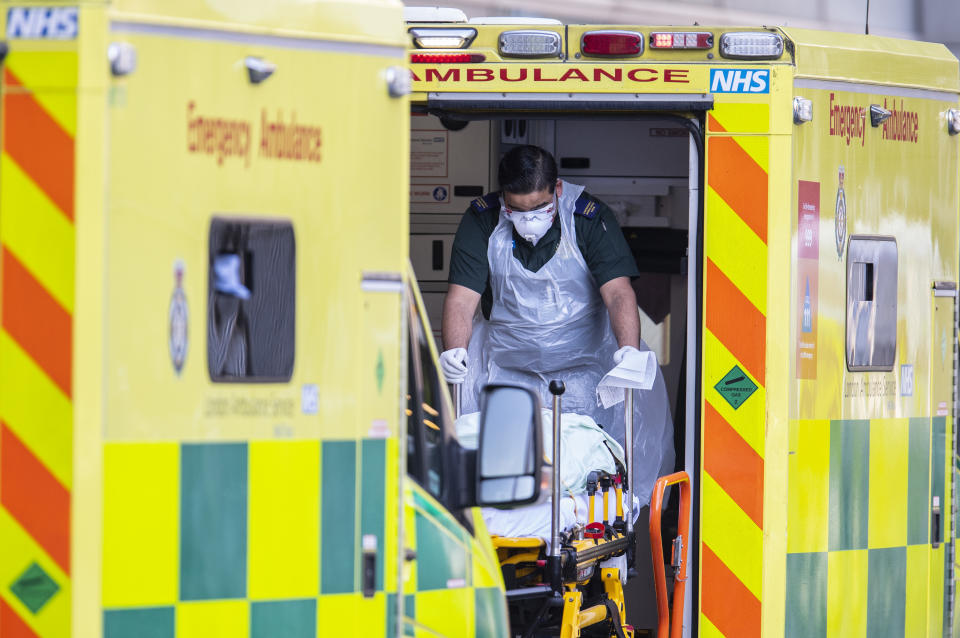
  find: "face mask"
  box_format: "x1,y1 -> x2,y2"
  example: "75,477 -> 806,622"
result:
503,198 -> 555,245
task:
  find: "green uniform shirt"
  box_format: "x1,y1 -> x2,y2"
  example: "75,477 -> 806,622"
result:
448,190 -> 640,319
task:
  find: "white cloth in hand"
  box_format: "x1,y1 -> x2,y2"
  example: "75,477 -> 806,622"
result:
613,345 -> 641,366
598,346 -> 657,408
440,347 -> 469,383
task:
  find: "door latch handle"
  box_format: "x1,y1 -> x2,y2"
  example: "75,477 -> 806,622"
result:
362,534 -> 377,598
932,496 -> 942,548
404,548 -> 417,562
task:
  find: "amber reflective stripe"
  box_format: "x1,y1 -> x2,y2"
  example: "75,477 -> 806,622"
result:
705,258 -> 766,387
701,544 -> 760,638
1,248 -> 72,398
707,113 -> 725,133
703,401 -> 764,528
0,424 -> 70,575
0,61 -> 75,638
0,597 -> 39,638
2,69 -> 74,222
702,128 -> 768,638
706,135 -> 767,243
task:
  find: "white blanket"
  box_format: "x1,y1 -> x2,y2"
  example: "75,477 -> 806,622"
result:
456,408 -> 625,495
456,409 -> 639,543
483,491 -> 639,541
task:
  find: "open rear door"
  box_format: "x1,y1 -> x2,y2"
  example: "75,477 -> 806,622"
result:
698,107 -> 771,638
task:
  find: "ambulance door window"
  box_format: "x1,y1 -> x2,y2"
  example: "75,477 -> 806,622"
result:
846,235 -> 898,371
207,217 -> 295,382
414,309 -> 446,497
405,296 -> 446,499
407,331 -> 423,484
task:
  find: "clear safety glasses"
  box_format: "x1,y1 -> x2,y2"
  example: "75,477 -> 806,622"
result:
500,198 -> 556,221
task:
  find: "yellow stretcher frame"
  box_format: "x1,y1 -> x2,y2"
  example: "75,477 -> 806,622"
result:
481,384 -> 691,638
490,468 -> 692,638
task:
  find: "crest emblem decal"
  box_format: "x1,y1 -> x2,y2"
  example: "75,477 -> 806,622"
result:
835,166 -> 847,258
169,260 -> 188,374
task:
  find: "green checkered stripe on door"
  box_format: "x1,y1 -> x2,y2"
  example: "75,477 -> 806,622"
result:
785,417 -> 952,638
101,439 -> 392,637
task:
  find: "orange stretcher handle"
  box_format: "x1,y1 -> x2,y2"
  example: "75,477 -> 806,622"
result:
649,471 -> 691,638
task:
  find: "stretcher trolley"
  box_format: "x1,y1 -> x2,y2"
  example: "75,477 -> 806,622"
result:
472,381 -> 691,638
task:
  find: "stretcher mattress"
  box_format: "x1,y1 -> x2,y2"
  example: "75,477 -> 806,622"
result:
456,409 -> 640,541
482,490 -> 639,541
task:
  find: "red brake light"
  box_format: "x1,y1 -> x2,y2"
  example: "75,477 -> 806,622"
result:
649,32 -> 713,50
409,53 -> 485,63
581,31 -> 643,57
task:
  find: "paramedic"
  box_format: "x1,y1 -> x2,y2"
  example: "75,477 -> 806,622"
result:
439,144 -> 674,501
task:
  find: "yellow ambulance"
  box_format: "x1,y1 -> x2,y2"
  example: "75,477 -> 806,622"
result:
0,1 -> 541,637
404,11 -> 960,637
3,0 -> 959,635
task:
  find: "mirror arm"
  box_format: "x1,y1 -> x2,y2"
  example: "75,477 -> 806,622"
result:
449,442 -> 477,510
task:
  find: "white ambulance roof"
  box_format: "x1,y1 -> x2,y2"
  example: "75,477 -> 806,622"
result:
403,6 -> 469,22
783,27 -> 959,93
468,17 -> 563,24
111,0 -> 407,48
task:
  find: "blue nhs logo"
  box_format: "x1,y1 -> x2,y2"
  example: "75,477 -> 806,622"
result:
6,6 -> 78,39
710,69 -> 770,93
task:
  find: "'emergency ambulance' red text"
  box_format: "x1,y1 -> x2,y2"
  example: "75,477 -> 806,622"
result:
186,101 -> 323,167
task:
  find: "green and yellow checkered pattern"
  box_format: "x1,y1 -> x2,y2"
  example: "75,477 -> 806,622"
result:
100,439 -> 507,638
786,417 -> 952,637
101,439 -> 397,637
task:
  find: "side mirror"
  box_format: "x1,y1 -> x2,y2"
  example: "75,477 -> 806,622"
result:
476,384 -> 542,507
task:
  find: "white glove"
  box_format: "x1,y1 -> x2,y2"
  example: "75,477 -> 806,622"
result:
613,345 -> 642,366
440,348 -> 468,384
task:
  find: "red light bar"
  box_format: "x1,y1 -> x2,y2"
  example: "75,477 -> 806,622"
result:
581,30 -> 643,57
409,53 -> 486,63
650,32 -> 713,49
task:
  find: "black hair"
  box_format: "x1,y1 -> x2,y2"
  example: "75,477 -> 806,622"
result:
497,145 -> 558,195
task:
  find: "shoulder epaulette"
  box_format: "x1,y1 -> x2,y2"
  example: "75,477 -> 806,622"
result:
573,192 -> 600,219
470,191 -> 500,213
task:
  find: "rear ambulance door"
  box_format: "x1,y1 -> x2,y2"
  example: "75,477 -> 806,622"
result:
700,96 -> 772,638
951,283 -> 960,637
931,281 -> 957,634
0,9 -> 77,638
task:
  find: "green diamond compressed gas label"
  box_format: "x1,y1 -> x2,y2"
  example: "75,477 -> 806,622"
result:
10,562 -> 59,614
714,365 -> 758,410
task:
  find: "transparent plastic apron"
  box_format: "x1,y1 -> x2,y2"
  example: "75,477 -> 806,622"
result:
486,184 -> 616,380
462,181 -> 675,500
